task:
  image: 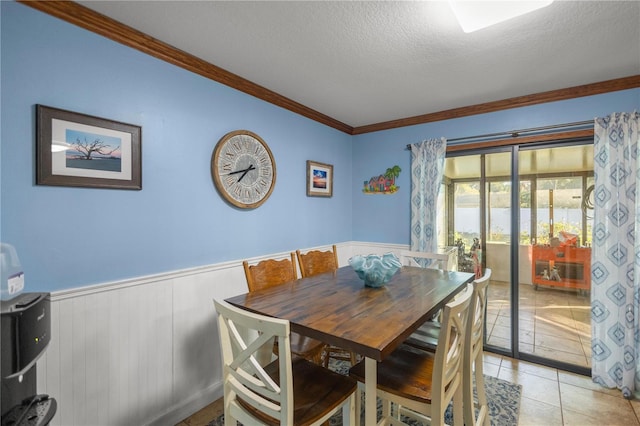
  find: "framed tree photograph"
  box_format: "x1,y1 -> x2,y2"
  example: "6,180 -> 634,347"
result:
36,104 -> 142,190
306,160 -> 333,197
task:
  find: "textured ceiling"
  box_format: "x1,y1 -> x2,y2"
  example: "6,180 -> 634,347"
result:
77,1 -> 640,128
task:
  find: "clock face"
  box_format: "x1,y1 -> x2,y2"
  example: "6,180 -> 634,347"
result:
211,130 -> 276,209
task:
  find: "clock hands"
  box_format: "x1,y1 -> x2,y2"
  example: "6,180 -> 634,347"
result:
227,164 -> 255,182
227,165 -> 254,175
237,165 -> 254,182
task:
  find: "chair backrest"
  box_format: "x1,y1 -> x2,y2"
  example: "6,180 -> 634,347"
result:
400,250 -> 450,270
467,268 -> 492,360
432,283 -> 473,409
243,253 -> 298,292
296,245 -> 338,278
214,299 -> 294,425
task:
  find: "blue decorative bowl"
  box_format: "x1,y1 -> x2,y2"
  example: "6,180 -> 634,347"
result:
348,252 -> 402,288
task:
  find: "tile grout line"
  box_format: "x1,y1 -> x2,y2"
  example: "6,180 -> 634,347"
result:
555,368 -> 565,426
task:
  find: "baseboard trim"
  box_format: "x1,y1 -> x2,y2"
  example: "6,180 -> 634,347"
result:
147,380 -> 223,426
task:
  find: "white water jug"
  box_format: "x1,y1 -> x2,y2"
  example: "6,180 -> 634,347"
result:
1,243 -> 24,301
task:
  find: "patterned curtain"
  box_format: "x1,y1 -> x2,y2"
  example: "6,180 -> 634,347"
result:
592,112 -> 640,398
410,138 -> 447,265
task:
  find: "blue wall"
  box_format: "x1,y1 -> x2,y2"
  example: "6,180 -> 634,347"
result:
1,2 -> 353,291
351,89 -> 640,243
2,2 -> 639,293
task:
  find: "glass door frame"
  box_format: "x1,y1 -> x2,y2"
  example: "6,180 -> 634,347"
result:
446,139 -> 592,376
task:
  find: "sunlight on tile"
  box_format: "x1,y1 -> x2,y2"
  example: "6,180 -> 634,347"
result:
535,334 -> 584,355
562,408 -> 611,425
483,362 -> 500,377
533,346 -> 589,366
535,316 -> 584,341
500,357 -> 558,381
484,282 -> 591,368
498,367 -> 561,407
560,382 -> 640,425
483,352 -> 502,365
631,399 -> 640,421
518,396 -> 563,425
558,370 -> 621,397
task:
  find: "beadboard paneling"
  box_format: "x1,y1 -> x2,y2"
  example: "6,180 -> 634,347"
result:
34,242 -> 398,425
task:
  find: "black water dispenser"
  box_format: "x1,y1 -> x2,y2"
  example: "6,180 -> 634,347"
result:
1,293 -> 56,425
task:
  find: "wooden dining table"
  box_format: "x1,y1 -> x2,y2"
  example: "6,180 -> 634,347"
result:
225,265 -> 474,425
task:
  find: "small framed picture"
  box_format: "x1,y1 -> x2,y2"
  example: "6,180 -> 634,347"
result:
36,104 -> 142,190
306,160 -> 333,197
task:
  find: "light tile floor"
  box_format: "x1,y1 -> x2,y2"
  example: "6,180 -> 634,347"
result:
487,353 -> 640,426
177,353 -> 640,425
486,281 -> 591,369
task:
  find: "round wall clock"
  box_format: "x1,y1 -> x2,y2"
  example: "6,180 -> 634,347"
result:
211,130 -> 276,209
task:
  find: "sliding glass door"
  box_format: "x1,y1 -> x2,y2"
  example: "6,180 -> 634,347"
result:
444,151 -> 513,353
518,144 -> 592,371
441,141 -> 592,374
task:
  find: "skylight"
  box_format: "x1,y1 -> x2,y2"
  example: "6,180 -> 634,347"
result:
449,1 -> 554,33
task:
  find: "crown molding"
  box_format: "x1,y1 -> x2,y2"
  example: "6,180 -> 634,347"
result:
19,1 -> 640,136
352,75 -> 640,135
20,0 -> 354,134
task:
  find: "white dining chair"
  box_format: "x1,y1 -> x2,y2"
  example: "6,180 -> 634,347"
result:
401,250 -> 455,323
400,250 -> 451,270
214,299 -> 357,426
404,268 -> 492,426
348,283 -> 474,426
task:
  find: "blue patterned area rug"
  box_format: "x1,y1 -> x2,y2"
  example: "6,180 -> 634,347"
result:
208,359 -> 521,426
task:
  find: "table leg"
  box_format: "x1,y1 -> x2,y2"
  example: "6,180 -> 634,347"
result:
365,357 -> 376,425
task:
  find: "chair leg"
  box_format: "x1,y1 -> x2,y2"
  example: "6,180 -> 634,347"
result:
381,397 -> 392,419
224,414 -> 235,426
464,349 -> 490,426
474,351 -> 490,426
354,383 -> 363,426
322,346 -> 330,368
463,351 -> 475,426
341,393 -> 356,426
452,383 -> 464,426
223,396 -> 234,426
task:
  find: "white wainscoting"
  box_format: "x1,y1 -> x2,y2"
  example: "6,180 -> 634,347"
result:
35,241 -> 403,425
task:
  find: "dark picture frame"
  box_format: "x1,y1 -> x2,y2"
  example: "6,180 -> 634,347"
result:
306,160 -> 333,197
36,104 -> 142,190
